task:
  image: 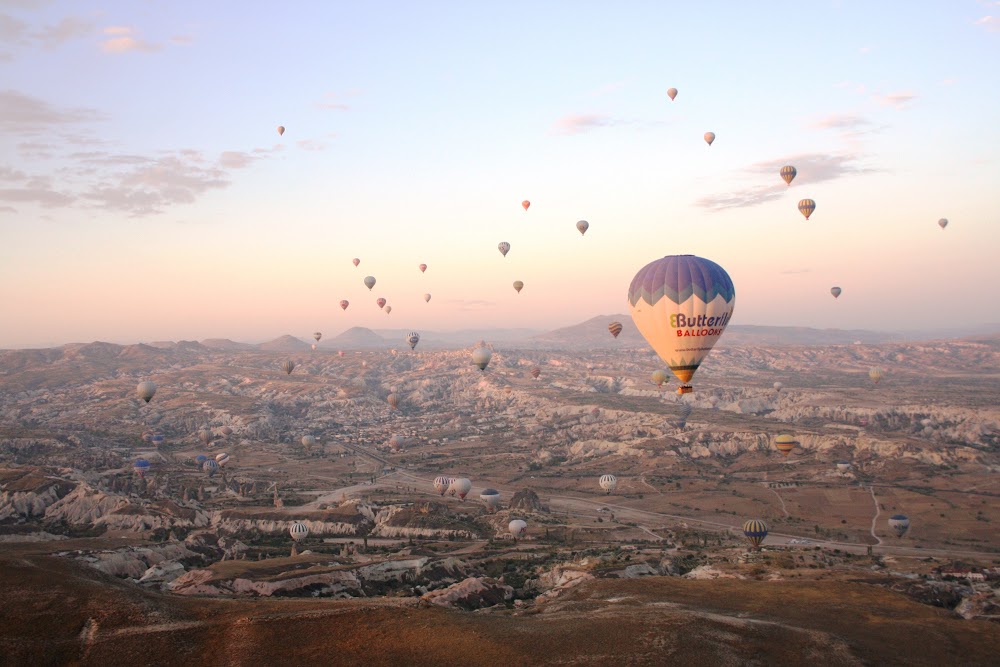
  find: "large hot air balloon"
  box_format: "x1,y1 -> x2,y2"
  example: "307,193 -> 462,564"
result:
387,393 -> 399,409
340,300 -> 349,310
938,218 -> 948,230
774,433 -> 798,457
576,220 -> 589,236
513,280 -> 524,294
888,514 -> 909,537
629,255 -> 735,394
798,199 -> 816,220
301,435 -> 317,450
704,132 -> 715,146
773,381 -> 783,392
780,166 -> 797,185
481,488 -> 501,511
136,381 -> 157,403
198,428 -> 213,446
530,367 -> 541,379
203,459 -> 219,477
352,258 -> 360,267
521,200 -> 530,211
133,458 -> 150,478
364,276 -> 376,290
869,367 -> 884,385
509,519 -> 528,540
277,125 -> 285,136
289,522 -> 309,542
313,332 -> 322,342
498,241 -> 510,257
419,263 -> 427,273
608,321 -> 623,339
452,478 -> 472,500
667,87 -> 678,101
830,287 -> 842,299
433,476 -> 451,496
282,359 -> 295,375
677,403 -> 692,429
215,452 -> 230,467
406,332 -> 420,350
424,293 -> 431,303
376,297 -> 387,309
651,369 -> 668,388
599,474 -> 617,494
472,346 -> 492,371
742,519 -> 768,549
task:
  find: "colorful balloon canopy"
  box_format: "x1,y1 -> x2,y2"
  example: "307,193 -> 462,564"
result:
628,255 -> 735,394
133,458 -> 150,477
773,381 -> 783,392
798,199 -> 816,220
481,488 -> 501,511
780,165 -> 797,185
290,522 -> 309,542
377,297 -> 387,309
215,452 -> 230,467
513,280 -> 524,293
530,367 -> 541,379
831,286 -> 842,298
704,131 -> 715,146
608,321 -> 623,339
199,428 -> 213,446
667,87 -> 678,101
340,300 -> 349,310
407,332 -> 420,350
353,258 -> 360,267
387,393 -> 399,409
498,241 -> 510,257
276,125 -> 285,136
869,366 -> 884,385
419,263 -> 427,273
521,200 -> 530,211
774,433 -> 798,456
301,435 -> 317,448
364,276 -> 376,290
313,332 -> 322,342
433,476 -> 452,495
576,220 -> 589,236
203,459 -> 218,477
743,519 -> 768,548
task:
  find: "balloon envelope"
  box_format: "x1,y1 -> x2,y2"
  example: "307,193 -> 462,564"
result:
376,297 -> 386,309
743,519 -> 768,548
576,220 -> 589,236
472,346 -> 492,371
831,286 -> 842,298
888,514 -> 910,537
774,433 -> 798,456
608,321 -> 623,338
938,218 -> 948,230
651,369 -> 668,387
290,522 -> 309,541
364,276 -> 376,290
704,131 -> 715,146
313,332 -> 322,342
136,381 -> 157,403
352,258 -> 360,267
798,199 -> 816,220
453,477 -> 472,499
780,165 -> 797,185
276,125 -> 285,136
407,332 -> 420,350
667,87 -> 678,101
599,474 -> 617,493
629,255 -> 735,393
869,367 -> 884,384
282,360 -> 295,375
509,519 -> 528,539
424,293 -> 431,303
531,367 -> 541,379
521,200 -> 530,211
498,241 -> 510,257
419,263 -> 427,273
513,280 -> 524,293
340,300 -> 349,310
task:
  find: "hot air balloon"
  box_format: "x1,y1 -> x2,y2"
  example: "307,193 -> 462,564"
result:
629,255 -> 735,394
301,435 -> 317,450
151,432 -> 165,445
203,459 -> 219,477
780,166 -> 797,185
289,522 -> 309,542
339,300 -> 349,312
503,385 -> 513,395
387,393 -> 399,409
364,276 -> 376,290
141,431 -> 153,443
704,132 -> 715,146
774,433 -> 798,457
407,332 -> 420,350
938,218 -> 948,230
531,367 -> 541,379
277,125 -> 285,136
136,381 -> 157,403
774,381 -> 783,392
389,435 -> 405,452
869,367 -> 884,385
313,332 -> 322,342
311,344 -> 317,351
282,360 -> 295,375
888,514 -> 909,537
481,488 -> 501,511
215,452 -> 230,467
708,395 -> 719,408
195,454 -> 207,465
651,370 -> 668,388
424,293 -> 431,303
384,305 -> 392,315
452,478 -> 472,500
677,403 -> 692,429
133,458 -> 150,478
608,321 -> 623,339
667,87 -> 678,101
836,461 -> 851,472
199,428 -> 213,446
831,287 -> 842,299
376,297 -> 386,309
221,427 -> 233,440
521,200 -> 530,211
576,220 -> 589,236
599,474 -> 617,494
742,519 -> 768,549
798,199 -> 816,220
509,519 -> 528,540
419,263 -> 427,273
352,258 -> 360,267
513,280 -> 524,293
498,242 -> 510,257
433,476 -> 451,496
473,346 -> 492,371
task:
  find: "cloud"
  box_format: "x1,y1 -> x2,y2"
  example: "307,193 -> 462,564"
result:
34,16 -> 92,48
0,205 -> 17,214
169,34 -> 193,45
552,113 -> 613,135
0,183 -> 74,208
0,90 -> 105,133
0,13 -> 28,44
218,151 -> 257,169
102,25 -> 131,36
100,26 -> 161,53
296,139 -> 327,151
695,184 -> 786,211
874,91 -> 916,109
0,165 -> 31,181
810,113 -> 872,131
976,15 -> 1000,31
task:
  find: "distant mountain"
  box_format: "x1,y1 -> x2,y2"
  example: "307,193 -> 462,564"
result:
371,328 -> 543,348
530,315 -> 643,348
331,327 -> 389,348
256,335 -> 313,353
201,338 -> 254,351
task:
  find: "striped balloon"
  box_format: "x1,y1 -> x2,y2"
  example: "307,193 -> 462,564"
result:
530,367 -> 541,379
780,165 -> 797,185
798,199 -> 816,220
608,321 -> 623,338
289,522 -> 309,541
407,332 -> 420,349
869,366 -> 884,385
215,452 -> 230,467
743,519 -> 768,548
498,241 -> 510,257
281,360 -> 295,375
774,433 -> 798,456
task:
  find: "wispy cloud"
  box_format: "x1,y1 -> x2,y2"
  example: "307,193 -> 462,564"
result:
696,185 -> 786,211
100,26 -> 162,53
976,15 -> 1000,32
296,139 -> 327,151
169,34 -> 193,45
35,16 -> 92,48
218,151 -> 258,169
0,89 -> 105,133
551,113 -> 614,135
810,113 -> 872,130
874,91 -> 916,109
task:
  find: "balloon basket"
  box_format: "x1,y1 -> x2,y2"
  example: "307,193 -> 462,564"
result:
677,385 -> 693,395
